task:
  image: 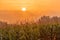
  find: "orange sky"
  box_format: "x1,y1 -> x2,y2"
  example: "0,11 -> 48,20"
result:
0,0 -> 60,23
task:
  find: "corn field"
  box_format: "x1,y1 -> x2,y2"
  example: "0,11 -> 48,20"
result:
0,23 -> 60,40
0,16 -> 60,40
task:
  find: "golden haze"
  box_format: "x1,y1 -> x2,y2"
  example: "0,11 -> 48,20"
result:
0,0 -> 60,23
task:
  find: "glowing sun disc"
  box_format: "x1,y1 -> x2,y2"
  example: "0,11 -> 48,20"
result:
21,8 -> 26,11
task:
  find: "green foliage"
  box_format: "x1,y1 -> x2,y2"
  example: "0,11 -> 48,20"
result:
0,23 -> 60,40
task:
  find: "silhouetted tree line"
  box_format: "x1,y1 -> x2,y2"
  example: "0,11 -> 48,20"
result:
38,16 -> 60,25
0,16 -> 60,40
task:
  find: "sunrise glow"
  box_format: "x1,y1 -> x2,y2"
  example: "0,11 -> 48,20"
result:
0,0 -> 60,23
21,8 -> 26,11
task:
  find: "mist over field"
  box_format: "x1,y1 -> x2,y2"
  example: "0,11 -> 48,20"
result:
0,11 -> 60,24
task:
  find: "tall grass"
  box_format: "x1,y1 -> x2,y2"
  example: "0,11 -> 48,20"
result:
0,23 -> 60,40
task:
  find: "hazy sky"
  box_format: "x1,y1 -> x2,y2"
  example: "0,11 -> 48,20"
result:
0,0 -> 60,11
0,0 -> 60,23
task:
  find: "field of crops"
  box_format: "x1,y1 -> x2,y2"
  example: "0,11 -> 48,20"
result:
0,23 -> 60,40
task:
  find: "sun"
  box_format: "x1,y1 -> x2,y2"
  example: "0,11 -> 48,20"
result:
21,8 -> 27,11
